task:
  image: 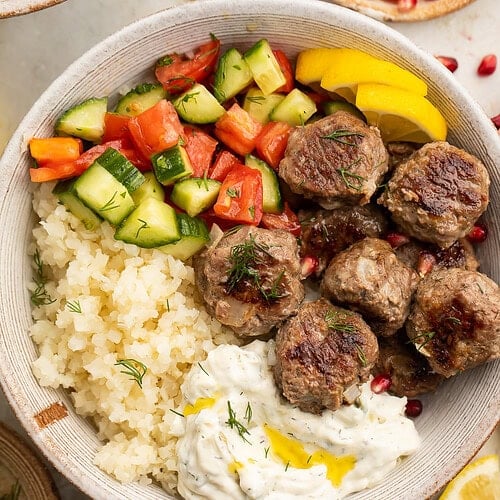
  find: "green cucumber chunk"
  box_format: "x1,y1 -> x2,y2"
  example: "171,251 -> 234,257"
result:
173,83 -> 226,124
269,88 -> 317,126
53,180 -> 101,231
115,83 -> 166,117
159,213 -> 209,261
131,171 -> 165,205
114,197 -> 180,248
152,144 -> 193,186
243,88 -> 285,124
55,97 -> 107,142
213,48 -> 254,103
170,177 -> 221,217
73,163 -> 135,225
322,100 -> 367,122
243,39 -> 286,95
95,147 -> 145,193
245,154 -> 282,214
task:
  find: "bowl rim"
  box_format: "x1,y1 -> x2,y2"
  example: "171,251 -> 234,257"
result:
0,0 -> 499,498
0,0 -> 66,19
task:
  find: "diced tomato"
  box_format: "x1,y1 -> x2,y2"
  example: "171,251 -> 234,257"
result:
102,113 -> 132,143
29,137 -> 83,166
304,90 -> 331,106
214,103 -> 263,156
128,99 -> 184,159
260,202 -> 301,237
209,150 -> 242,181
213,165 -> 263,225
255,121 -> 292,169
273,50 -> 294,93
198,209 -> 243,232
183,126 -> 218,177
73,140 -> 127,174
155,38 -> 221,96
120,148 -> 152,172
29,162 -> 80,182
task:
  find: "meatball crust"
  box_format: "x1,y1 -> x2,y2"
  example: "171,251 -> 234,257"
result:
373,331 -> 444,398
299,205 -> 389,277
406,268 -> 500,377
274,298 -> 378,414
195,226 -> 304,337
279,111 -> 389,209
321,238 -> 419,336
379,141 -> 490,248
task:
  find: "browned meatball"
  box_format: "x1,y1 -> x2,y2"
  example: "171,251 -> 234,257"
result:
406,268 -> 500,377
321,238 -> 419,336
194,226 -> 304,337
274,298 -> 378,414
299,205 -> 389,277
379,142 -> 490,248
279,111 -> 389,209
373,331 -> 444,398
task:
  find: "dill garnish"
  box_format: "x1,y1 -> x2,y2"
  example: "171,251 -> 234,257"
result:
244,402 -> 252,424
325,310 -> 356,333
100,191 -> 120,212
198,362 -> 210,376
321,129 -> 364,146
115,359 -> 147,388
444,316 -> 462,325
66,300 -> 82,313
260,270 -> 287,301
1,479 -> 21,500
355,344 -> 367,367
264,446 -> 270,458
410,331 -> 435,351
285,460 -> 290,472
225,401 -> 251,444
135,219 -> 150,238
336,163 -> 366,192
246,95 -> 265,104
30,249 -> 55,306
179,91 -> 200,112
169,408 -> 184,418
306,455 -> 312,464
226,187 -> 240,198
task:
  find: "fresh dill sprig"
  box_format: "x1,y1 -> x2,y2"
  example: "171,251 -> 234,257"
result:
285,460 -> 290,472
179,91 -> 200,112
246,95 -> 265,104
0,479 -> 21,500
336,164 -> 366,192
226,187 -> 240,198
169,408 -> 184,418
324,310 -> 356,333
115,359 -> 147,389
225,401 -> 251,444
264,446 -> 270,458
135,219 -> 150,238
100,191 -> 120,212
198,362 -> 210,376
66,300 -> 82,313
260,270 -> 287,301
321,129 -> 364,146
30,249 -> 55,307
244,402 -> 252,424
410,331 -> 435,351
444,316 -> 462,325
355,344 -> 367,367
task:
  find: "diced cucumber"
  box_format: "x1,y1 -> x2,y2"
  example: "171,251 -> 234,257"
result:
159,213 -> 209,261
53,180 -> 101,231
323,101 -> 367,122
115,83 -> 166,117
269,88 -> 317,126
152,144 -> 193,186
213,48 -> 254,103
243,39 -> 286,95
170,177 -> 221,217
245,154 -> 282,214
243,87 -> 285,124
173,83 -> 226,124
114,197 -> 180,248
55,97 -> 107,142
73,163 -> 135,225
131,171 -> 165,205
95,148 -> 145,193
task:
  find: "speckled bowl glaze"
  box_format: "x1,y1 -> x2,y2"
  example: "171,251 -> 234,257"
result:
0,0 -> 65,18
0,0 -> 498,498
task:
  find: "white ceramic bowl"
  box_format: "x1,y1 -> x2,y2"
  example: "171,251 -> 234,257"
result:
0,0 -> 65,18
0,1 -> 499,498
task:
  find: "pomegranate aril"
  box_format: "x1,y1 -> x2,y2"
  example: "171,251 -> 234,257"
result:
467,223 -> 488,244
477,54 -> 497,76
386,231 -> 410,249
417,251 -> 436,278
405,399 -> 423,417
435,55 -> 458,73
491,114 -> 500,129
300,255 -> 319,279
397,0 -> 417,11
371,374 -> 392,394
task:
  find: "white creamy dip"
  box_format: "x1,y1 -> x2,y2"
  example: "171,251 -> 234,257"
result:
172,341 -> 420,499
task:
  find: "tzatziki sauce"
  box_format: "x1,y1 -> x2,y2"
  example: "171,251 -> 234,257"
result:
172,340 -> 420,499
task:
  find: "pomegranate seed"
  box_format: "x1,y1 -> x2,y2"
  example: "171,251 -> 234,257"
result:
491,114 -> 500,129
477,54 -> 497,76
371,373 -> 392,394
435,55 -> 458,73
417,251 -> 436,278
405,399 -> 423,417
386,231 -> 410,249
397,0 -> 417,11
300,255 -> 319,278
467,223 -> 488,244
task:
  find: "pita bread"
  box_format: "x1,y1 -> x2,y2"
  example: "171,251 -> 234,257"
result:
329,0 -> 475,22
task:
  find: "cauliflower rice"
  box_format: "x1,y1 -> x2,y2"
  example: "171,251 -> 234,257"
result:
29,182 -> 239,491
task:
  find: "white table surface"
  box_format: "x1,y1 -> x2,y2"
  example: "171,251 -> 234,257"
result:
0,0 -> 498,498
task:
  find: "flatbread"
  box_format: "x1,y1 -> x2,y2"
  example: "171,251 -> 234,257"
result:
328,0 -> 476,22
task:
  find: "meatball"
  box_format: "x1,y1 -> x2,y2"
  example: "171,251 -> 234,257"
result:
279,111 -> 389,209
406,268 -> 500,377
299,205 -> 389,277
274,298 -> 378,414
379,141 -> 490,248
321,238 -> 419,336
195,226 -> 304,337
373,331 -> 444,398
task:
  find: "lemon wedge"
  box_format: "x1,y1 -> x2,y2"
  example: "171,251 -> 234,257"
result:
355,83 -> 447,143
439,454 -> 500,500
